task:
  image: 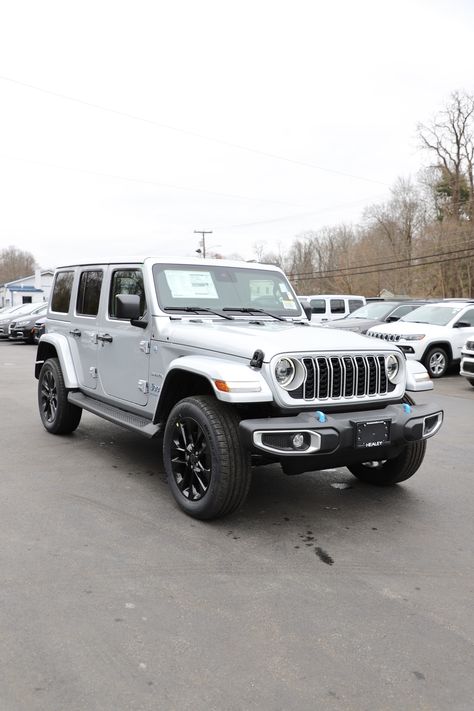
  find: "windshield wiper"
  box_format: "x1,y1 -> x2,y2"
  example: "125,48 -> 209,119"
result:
163,306 -> 234,320
222,307 -> 286,322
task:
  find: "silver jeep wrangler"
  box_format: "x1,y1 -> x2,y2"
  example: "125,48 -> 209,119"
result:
36,257 -> 443,519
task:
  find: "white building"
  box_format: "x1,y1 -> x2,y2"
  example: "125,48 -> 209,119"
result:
0,269 -> 54,308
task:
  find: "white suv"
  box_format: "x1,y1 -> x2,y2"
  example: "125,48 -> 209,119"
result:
367,301 -> 474,378
35,257 -> 442,520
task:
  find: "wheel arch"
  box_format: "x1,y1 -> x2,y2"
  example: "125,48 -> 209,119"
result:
35,334 -> 79,388
421,341 -> 453,364
153,369 -> 215,425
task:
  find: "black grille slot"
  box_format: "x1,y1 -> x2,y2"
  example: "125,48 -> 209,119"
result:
378,355 -> 387,393
330,357 -> 342,398
355,356 -> 366,395
343,356 -> 355,396
317,357 -> 329,399
463,361 -> 474,373
367,356 -> 377,394
303,358 -> 315,399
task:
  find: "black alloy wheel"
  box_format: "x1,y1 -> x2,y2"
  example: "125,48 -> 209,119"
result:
38,358 -> 82,434
170,416 -> 211,501
163,396 -> 251,520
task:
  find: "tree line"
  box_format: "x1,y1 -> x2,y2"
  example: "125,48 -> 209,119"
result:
256,91 -> 474,298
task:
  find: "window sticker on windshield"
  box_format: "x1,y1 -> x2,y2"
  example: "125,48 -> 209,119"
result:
165,270 -> 218,299
282,299 -> 297,310
279,282 -> 291,295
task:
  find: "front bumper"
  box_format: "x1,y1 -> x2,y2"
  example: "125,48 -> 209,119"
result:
460,352 -> 474,378
239,401 -> 443,471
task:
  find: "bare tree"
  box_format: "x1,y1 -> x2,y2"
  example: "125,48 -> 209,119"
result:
0,246 -> 37,284
418,91 -> 474,221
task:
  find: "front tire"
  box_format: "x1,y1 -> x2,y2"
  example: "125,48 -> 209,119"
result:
38,358 -> 82,434
468,378 -> 474,387
347,439 -> 426,486
163,396 -> 251,520
424,346 -> 449,378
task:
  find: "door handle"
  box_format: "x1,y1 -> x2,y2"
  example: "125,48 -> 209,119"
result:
69,329 -> 81,337
97,333 -> 113,343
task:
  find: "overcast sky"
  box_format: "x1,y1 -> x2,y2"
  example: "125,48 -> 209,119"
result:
1,0 -> 474,270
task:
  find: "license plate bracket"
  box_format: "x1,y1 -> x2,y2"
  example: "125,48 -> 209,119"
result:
355,419 -> 391,449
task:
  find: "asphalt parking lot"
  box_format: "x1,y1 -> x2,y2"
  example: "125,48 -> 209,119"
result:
1,341 -> 473,711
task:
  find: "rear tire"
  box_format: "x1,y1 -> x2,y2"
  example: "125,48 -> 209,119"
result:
163,396 -> 251,520
38,358 -> 82,434
347,439 -> 426,486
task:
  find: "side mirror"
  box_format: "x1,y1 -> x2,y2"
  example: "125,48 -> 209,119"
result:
302,303 -> 312,320
116,294 -> 148,328
453,320 -> 471,329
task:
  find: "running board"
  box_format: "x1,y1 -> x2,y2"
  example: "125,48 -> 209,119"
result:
68,392 -> 160,438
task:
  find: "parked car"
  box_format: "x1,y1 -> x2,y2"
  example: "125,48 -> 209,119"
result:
9,304 -> 48,343
323,300 -> 428,334
32,316 -> 47,344
367,301 -> 474,378
460,338 -> 474,387
0,302 -> 47,338
35,257 -> 441,520
298,294 -> 366,323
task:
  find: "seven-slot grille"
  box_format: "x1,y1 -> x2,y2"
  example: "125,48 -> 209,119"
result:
289,355 -> 396,400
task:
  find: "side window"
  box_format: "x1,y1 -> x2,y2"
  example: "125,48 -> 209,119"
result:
76,270 -> 103,317
349,299 -> 363,313
310,299 -> 326,314
456,308 -> 474,327
109,269 -> 146,319
51,271 -> 74,313
330,299 -> 345,314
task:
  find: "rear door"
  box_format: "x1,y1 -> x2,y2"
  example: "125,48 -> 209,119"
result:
71,269 -> 103,391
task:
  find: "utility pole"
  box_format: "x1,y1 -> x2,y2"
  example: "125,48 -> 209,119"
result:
194,230 -> 212,258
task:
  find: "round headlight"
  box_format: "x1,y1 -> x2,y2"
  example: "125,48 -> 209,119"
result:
385,354 -> 399,382
275,357 -> 296,387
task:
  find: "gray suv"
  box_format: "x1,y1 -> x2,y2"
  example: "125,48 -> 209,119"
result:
35,258 -> 443,520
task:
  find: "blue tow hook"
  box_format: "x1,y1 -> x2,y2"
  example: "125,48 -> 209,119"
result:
403,403 -> 412,414
315,410 -> 327,423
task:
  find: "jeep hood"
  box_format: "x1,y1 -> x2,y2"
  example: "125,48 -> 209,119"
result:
157,319 -> 395,361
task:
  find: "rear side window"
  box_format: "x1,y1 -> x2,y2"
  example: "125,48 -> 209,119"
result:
349,299 -> 364,313
330,299 -> 345,314
76,270 -> 103,316
51,271 -> 74,313
109,269 -> 146,318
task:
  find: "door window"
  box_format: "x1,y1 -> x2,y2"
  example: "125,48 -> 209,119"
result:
455,308 -> 474,327
109,269 -> 146,318
51,271 -> 74,313
330,299 -> 345,314
310,299 -> 326,314
76,270 -> 103,316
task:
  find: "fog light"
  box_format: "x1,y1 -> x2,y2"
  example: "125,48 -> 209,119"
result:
292,433 -> 305,449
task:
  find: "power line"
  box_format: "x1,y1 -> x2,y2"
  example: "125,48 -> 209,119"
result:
290,250 -> 474,282
0,73 -> 390,187
287,241 -> 474,279
0,153 -> 309,208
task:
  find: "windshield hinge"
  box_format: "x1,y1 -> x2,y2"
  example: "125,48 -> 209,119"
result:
139,340 -> 151,354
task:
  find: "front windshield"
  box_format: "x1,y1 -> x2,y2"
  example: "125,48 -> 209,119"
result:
347,302 -> 398,319
401,304 -> 462,326
153,264 -> 302,318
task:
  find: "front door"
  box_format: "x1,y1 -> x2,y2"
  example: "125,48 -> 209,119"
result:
97,267 -> 150,406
